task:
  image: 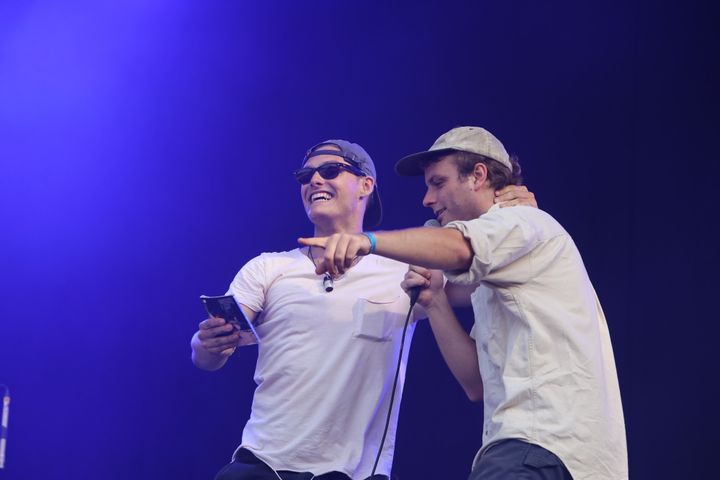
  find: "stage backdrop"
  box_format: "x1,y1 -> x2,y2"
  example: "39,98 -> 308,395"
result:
1,1 -> 716,479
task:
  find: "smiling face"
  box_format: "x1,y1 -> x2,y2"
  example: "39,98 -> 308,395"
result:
422,154 -> 488,225
300,145 -> 374,234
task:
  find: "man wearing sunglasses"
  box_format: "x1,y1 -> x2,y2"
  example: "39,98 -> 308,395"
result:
299,127 -> 627,480
191,138 -> 537,480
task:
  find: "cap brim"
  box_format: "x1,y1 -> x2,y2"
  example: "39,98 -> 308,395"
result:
394,148 -> 457,176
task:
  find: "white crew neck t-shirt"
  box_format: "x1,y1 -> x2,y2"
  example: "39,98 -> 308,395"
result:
227,249 -> 418,479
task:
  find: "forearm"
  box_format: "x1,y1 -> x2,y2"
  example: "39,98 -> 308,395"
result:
374,227 -> 473,271
191,331 -> 231,371
425,295 -> 483,401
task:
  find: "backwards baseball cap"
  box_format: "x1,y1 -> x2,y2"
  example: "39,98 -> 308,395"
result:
303,139 -> 383,228
395,126 -> 511,176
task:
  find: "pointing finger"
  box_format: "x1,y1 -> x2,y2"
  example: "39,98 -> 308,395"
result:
298,237 -> 327,248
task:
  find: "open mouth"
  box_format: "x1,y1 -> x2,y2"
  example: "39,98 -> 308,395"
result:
434,208 -> 446,220
309,191 -> 333,203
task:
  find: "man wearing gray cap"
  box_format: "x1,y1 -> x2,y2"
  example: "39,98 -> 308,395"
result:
300,127 -> 628,480
192,137 -> 537,480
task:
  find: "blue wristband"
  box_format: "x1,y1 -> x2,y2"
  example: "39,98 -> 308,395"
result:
362,231 -> 377,254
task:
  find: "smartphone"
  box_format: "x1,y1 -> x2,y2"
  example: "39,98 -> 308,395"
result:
200,294 -> 259,346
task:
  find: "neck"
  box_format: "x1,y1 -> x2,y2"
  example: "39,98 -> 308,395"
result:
312,217 -> 364,238
476,188 -> 496,216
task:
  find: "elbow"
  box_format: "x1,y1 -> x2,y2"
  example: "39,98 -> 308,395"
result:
450,235 -> 474,271
448,247 -> 473,272
463,380 -> 484,402
456,250 -> 473,271
466,386 -> 484,403
434,230 -> 474,270
191,352 -> 205,370
191,350 -> 222,371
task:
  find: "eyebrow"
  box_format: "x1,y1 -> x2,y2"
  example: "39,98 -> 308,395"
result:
426,174 -> 446,186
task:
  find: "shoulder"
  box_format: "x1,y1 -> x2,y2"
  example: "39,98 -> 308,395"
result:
446,207 -> 569,247
481,206 -> 565,231
241,249 -> 303,270
256,248 -> 303,260
255,249 -> 302,261
487,205 -> 551,220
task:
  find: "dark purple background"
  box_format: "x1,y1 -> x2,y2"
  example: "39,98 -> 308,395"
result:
1,1 -> 716,479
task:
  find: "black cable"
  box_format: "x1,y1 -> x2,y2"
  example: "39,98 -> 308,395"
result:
370,289 -> 419,477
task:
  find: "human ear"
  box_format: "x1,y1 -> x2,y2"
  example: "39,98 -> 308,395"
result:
473,163 -> 488,188
359,176 -> 375,198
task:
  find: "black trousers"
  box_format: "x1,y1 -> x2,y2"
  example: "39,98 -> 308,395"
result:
214,448 -> 389,480
468,440 -> 573,480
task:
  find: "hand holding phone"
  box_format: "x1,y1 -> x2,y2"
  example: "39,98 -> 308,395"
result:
200,295 -> 259,346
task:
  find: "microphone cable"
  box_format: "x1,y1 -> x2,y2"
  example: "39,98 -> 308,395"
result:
369,287 -> 420,477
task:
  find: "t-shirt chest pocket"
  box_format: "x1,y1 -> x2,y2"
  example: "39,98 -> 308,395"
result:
352,296 -> 404,342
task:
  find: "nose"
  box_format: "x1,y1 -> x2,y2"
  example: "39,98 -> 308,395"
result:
422,189 -> 435,208
310,170 -> 325,185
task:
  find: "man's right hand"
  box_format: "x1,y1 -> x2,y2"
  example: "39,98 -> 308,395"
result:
401,265 -> 445,309
195,317 -> 241,358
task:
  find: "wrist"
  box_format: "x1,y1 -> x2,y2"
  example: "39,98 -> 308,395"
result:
423,290 -> 451,313
361,231 -> 377,254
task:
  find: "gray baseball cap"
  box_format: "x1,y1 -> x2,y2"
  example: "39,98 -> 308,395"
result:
303,139 -> 383,228
395,126 -> 511,176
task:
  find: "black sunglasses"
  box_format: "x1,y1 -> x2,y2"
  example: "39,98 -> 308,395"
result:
293,162 -> 366,185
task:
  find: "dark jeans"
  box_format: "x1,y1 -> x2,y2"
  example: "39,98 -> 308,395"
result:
468,439 -> 573,480
214,448 -> 389,480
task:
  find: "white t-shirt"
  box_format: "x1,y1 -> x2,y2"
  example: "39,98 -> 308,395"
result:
445,205 -> 628,480
227,249 -> 418,479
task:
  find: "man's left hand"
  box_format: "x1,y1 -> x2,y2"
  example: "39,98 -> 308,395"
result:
494,185 -> 538,208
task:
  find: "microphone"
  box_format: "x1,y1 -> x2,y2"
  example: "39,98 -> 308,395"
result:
0,385 -> 9,469
322,273 -> 334,292
408,218 -> 442,306
424,218 -> 441,228
409,285 -> 421,306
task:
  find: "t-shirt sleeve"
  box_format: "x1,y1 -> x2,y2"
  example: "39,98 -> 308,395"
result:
225,254 -> 268,313
443,208 -> 544,285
